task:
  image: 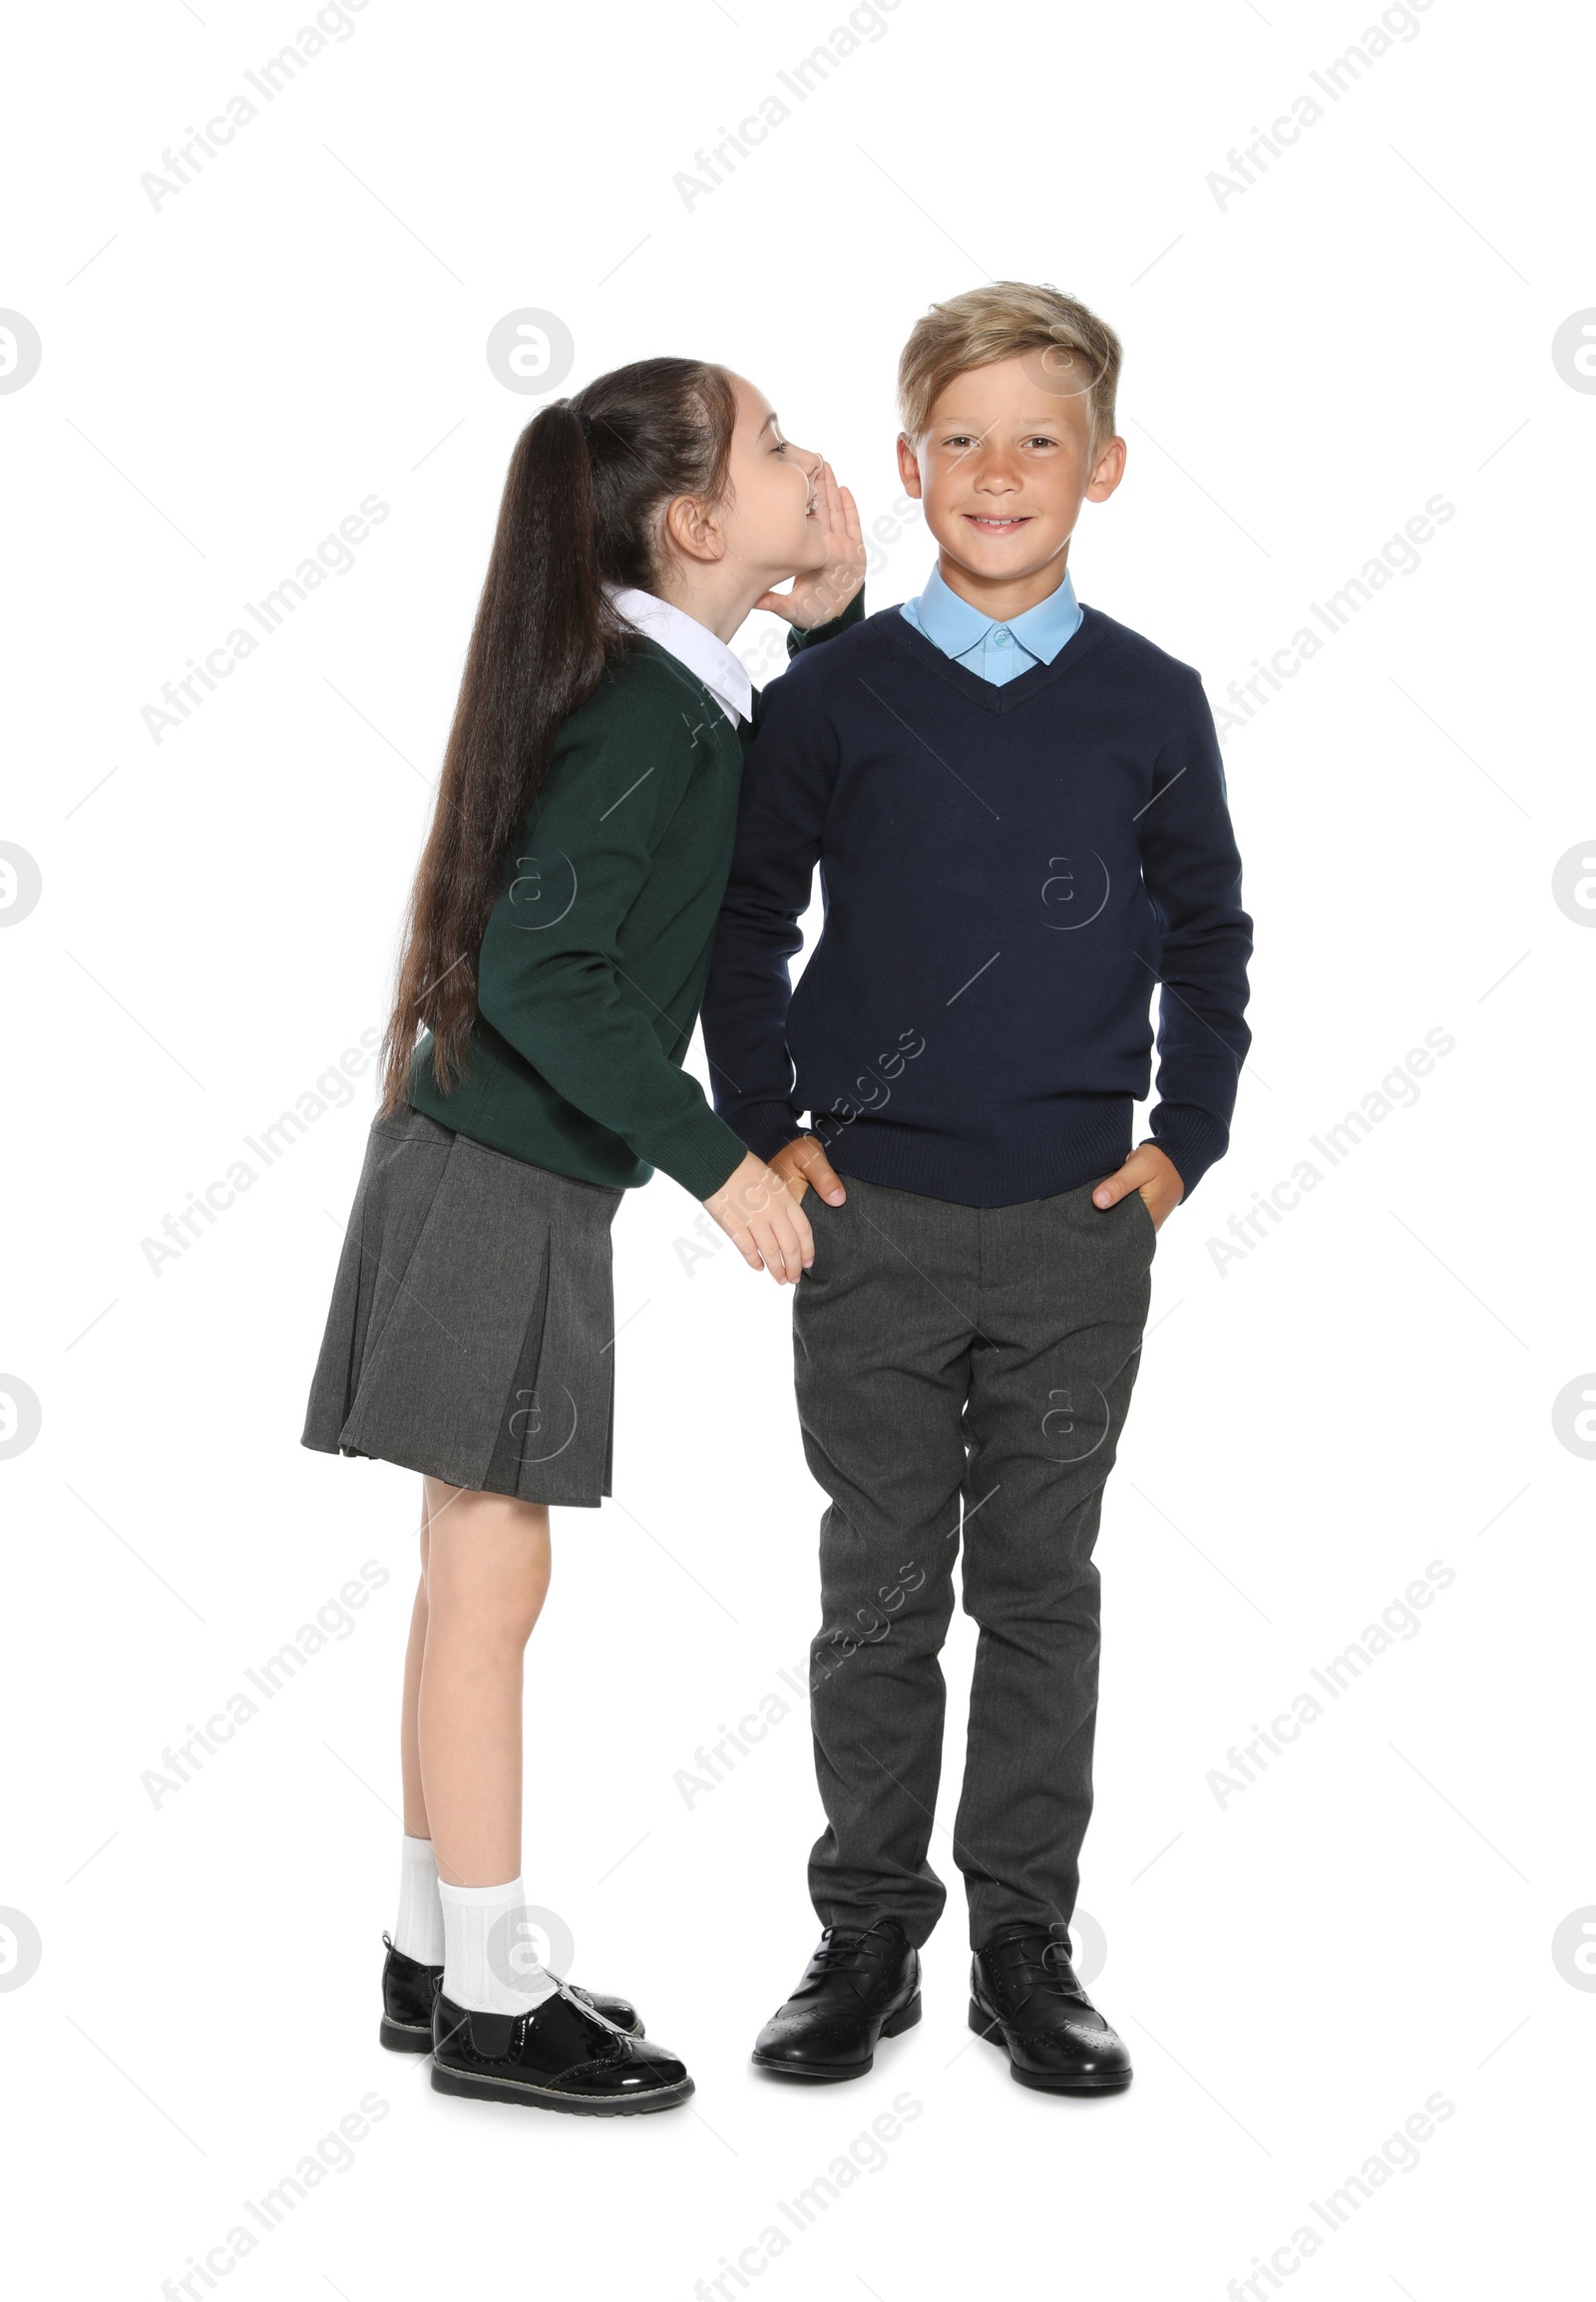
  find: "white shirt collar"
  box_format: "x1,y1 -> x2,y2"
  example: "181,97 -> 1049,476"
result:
607,586 -> 752,728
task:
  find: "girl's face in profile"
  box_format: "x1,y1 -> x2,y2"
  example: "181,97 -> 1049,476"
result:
714,375 -> 830,586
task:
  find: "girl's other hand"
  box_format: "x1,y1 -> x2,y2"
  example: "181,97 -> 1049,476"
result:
756,462 -> 866,630
703,1150 -> 815,1284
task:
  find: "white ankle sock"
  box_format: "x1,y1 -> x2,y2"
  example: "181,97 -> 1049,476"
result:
438,1877 -> 560,2017
393,1834 -> 446,1967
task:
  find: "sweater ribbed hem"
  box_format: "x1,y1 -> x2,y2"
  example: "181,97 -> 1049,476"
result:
816,1104 -> 1135,1210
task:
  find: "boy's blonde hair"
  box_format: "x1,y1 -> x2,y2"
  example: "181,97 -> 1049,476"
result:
898,281 -> 1123,449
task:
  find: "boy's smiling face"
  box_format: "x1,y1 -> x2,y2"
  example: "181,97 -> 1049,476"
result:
896,351 -> 1125,617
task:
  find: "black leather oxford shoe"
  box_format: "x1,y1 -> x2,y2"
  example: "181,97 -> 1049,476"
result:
379,1934 -> 640,2052
431,1984 -> 691,2114
969,1924 -> 1132,2094
751,1917 -> 921,2083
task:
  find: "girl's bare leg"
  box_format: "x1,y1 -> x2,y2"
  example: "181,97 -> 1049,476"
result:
399,1497 -> 430,1838
416,1475 -> 551,1889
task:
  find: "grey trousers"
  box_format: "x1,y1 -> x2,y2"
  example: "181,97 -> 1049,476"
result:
792,1172 -> 1154,1949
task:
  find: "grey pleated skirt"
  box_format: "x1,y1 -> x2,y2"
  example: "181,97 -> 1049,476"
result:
302,1107 -> 623,1506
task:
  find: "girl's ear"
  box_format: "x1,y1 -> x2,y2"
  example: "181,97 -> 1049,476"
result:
662,492 -> 725,568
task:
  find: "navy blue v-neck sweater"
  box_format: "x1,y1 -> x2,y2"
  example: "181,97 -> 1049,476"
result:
700,600 -> 1252,1208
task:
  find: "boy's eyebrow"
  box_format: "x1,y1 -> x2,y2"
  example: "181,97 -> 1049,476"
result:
930,413 -> 1066,435
926,417 -> 994,443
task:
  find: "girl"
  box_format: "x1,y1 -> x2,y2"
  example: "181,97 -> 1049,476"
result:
302,357 -> 865,2114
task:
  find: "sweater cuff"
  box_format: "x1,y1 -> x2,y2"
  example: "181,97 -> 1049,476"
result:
649,1101 -> 749,1201
1147,1106 -> 1231,1200
786,586 -> 866,657
732,1099 -> 808,1164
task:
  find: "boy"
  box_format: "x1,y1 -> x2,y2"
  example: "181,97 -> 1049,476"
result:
701,283 -> 1252,2094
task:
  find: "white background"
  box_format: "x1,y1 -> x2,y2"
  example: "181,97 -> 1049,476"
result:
2,0 -> 1591,2295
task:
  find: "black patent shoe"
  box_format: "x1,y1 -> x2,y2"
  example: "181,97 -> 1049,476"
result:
969,1924 -> 1132,2094
751,1917 -> 921,2083
379,1934 -> 640,2052
431,1984 -> 692,2114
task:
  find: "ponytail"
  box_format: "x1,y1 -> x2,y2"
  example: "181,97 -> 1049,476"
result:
379,399 -> 610,1109
380,359 -> 735,1112
379,356 -> 732,1104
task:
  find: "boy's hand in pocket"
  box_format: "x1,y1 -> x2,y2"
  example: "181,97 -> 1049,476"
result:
769,1134 -> 847,1209
1091,1143 -> 1184,1231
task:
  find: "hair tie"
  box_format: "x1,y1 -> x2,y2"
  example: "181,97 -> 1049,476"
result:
573,403 -> 594,445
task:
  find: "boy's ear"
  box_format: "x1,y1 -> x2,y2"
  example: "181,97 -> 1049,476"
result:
1084,436 -> 1127,505
662,492 -> 725,567
895,433 -> 924,499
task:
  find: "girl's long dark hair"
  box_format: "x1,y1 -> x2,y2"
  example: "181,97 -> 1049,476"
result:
379,357 -> 738,1113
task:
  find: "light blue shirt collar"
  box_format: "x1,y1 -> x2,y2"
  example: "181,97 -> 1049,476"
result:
900,564 -> 1082,686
